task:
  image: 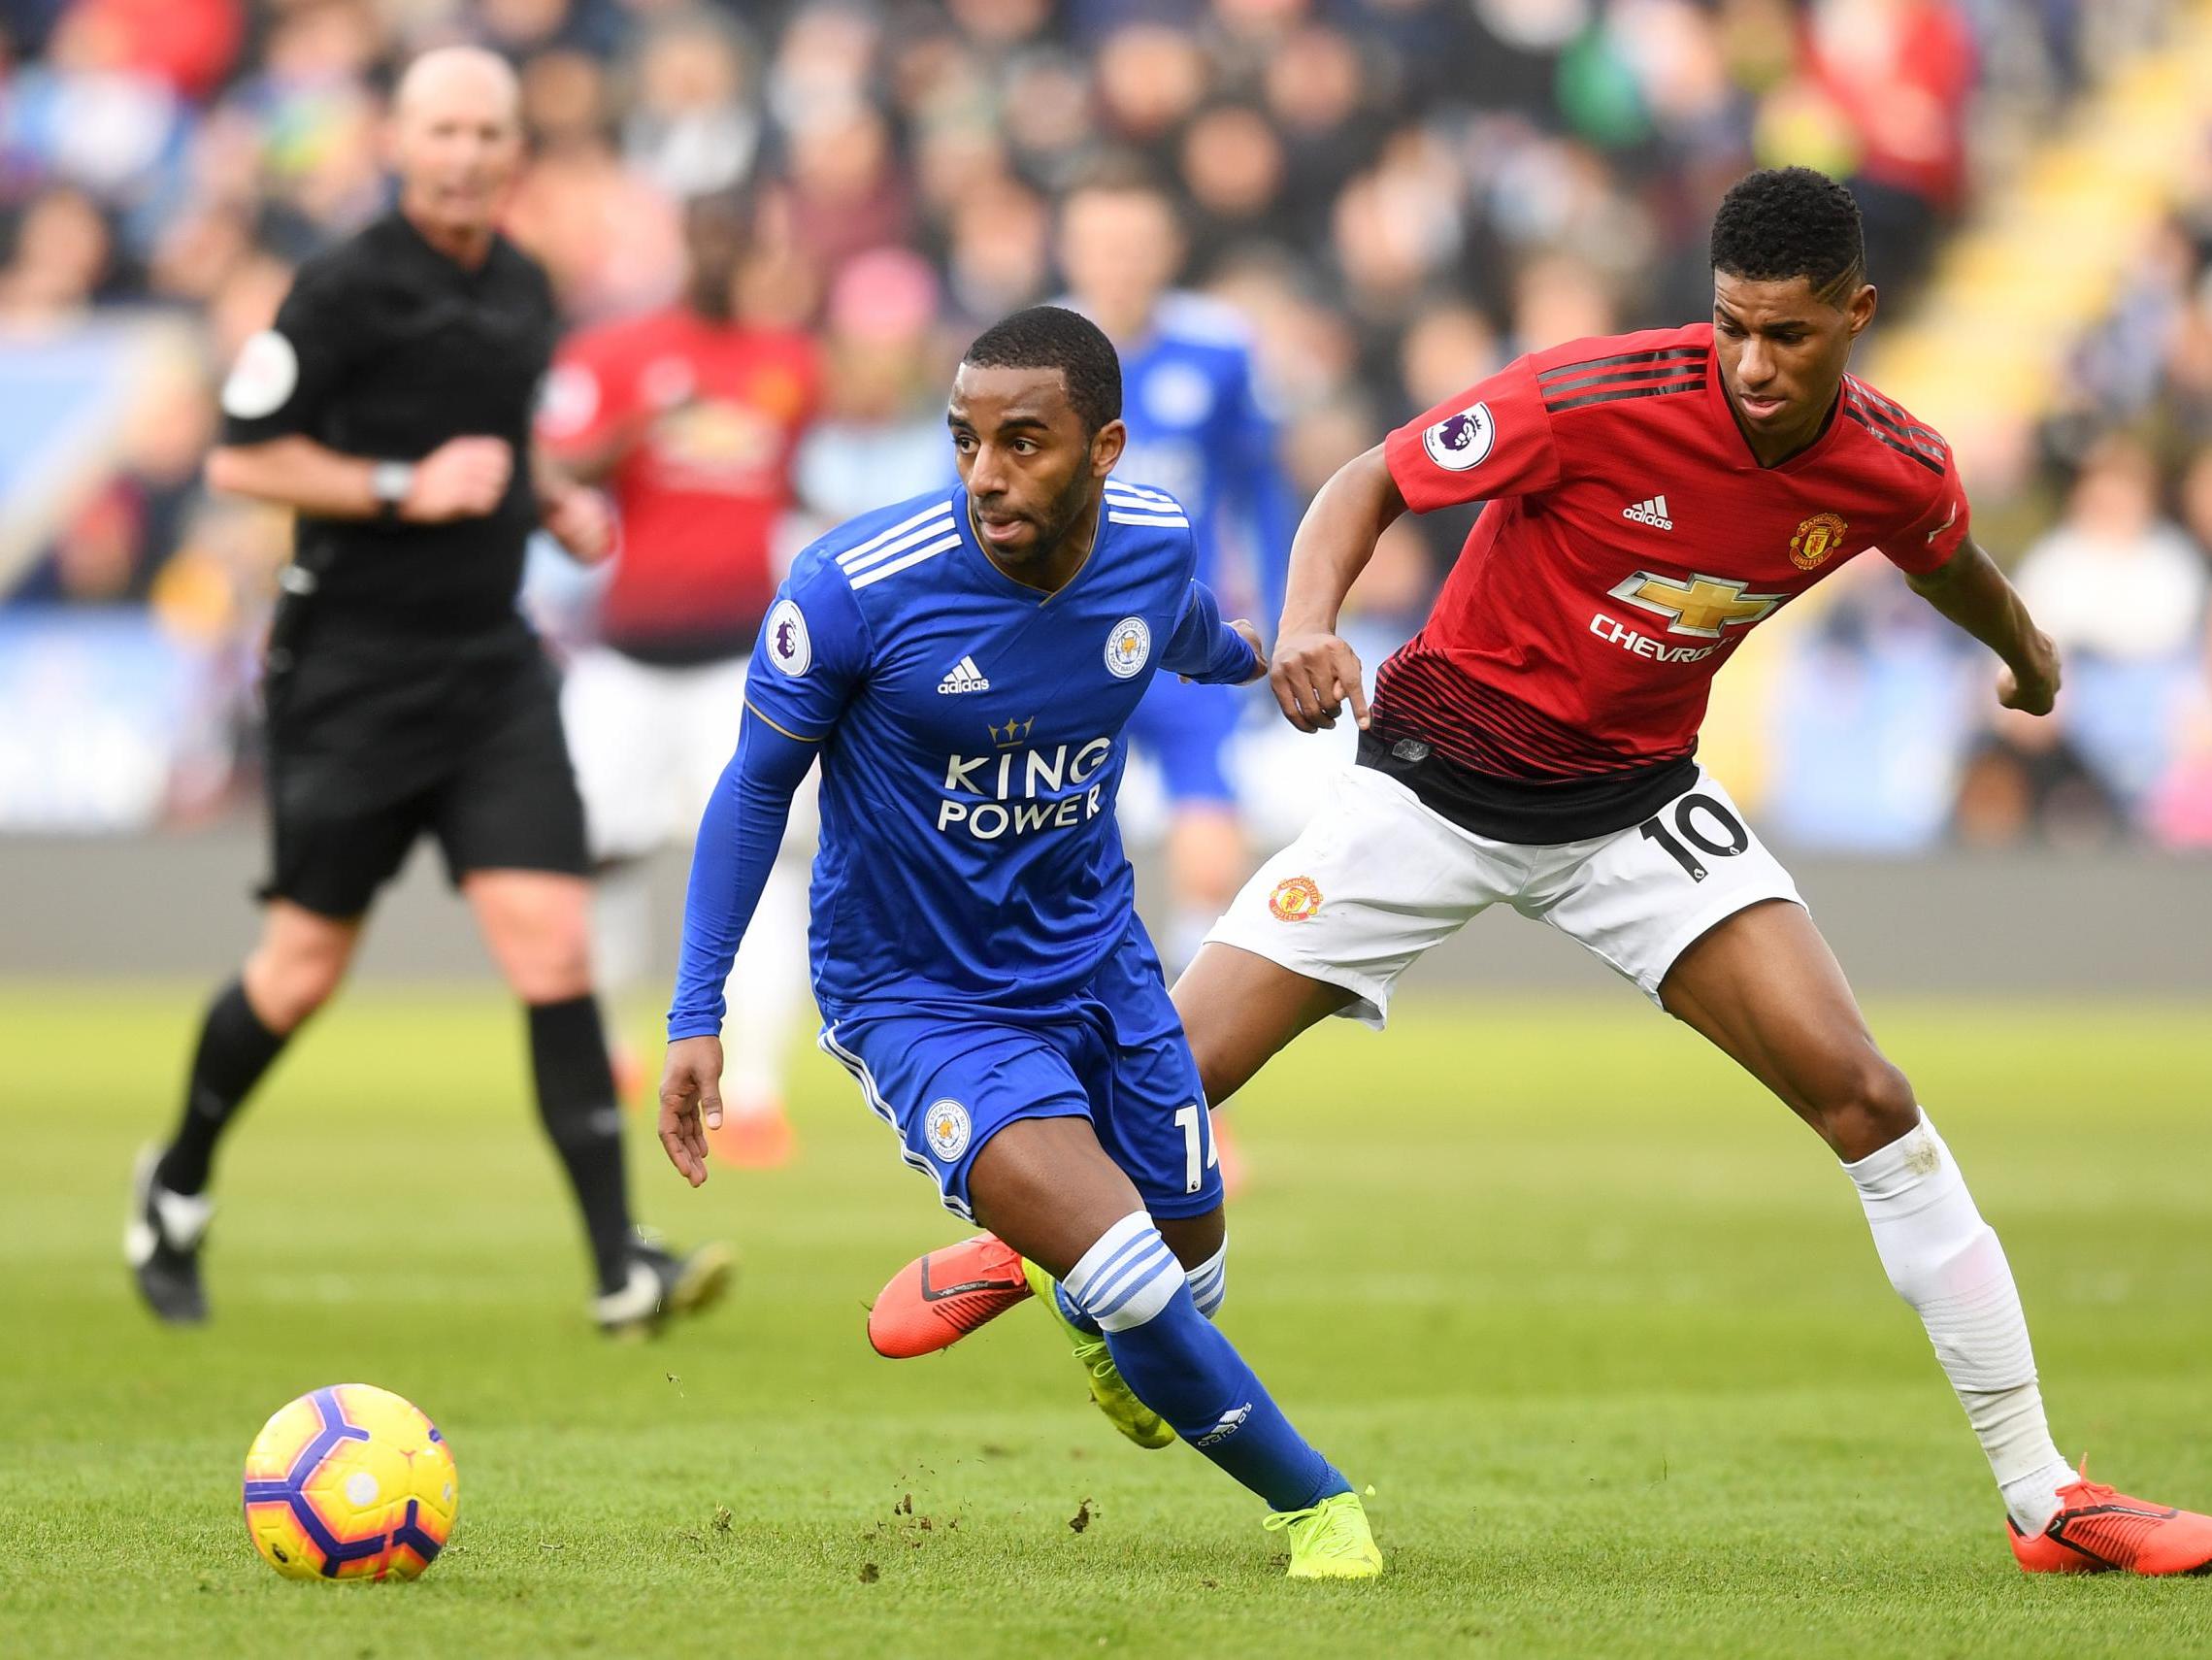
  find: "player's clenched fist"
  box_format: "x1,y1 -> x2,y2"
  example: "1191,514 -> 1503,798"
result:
1997,631 -> 2061,717
404,435 -> 513,521
1271,627 -> 1370,733
657,1034 -> 724,1188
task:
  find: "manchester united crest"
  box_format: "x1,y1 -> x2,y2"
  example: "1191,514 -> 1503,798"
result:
1789,512 -> 1848,571
1269,876 -> 1322,922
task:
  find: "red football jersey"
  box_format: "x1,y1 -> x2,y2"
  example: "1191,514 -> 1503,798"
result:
1373,321 -> 1966,834
538,309 -> 820,658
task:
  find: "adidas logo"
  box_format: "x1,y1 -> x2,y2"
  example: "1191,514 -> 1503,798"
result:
1623,494 -> 1673,530
1195,1402 -> 1251,1447
937,655 -> 991,694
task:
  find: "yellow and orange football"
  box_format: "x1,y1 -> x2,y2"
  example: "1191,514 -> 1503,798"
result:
241,1383 -> 457,1581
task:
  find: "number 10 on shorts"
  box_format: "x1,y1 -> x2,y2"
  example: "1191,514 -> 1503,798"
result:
1173,1105 -> 1220,1194
1638,791 -> 1750,883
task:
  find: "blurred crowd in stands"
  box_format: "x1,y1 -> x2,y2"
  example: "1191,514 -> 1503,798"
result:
0,0 -> 2206,850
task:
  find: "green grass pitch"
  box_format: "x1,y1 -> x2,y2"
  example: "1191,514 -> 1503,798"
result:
3,985 -> 2209,1658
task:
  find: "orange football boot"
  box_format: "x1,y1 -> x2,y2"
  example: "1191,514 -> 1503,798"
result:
867,1233 -> 1031,1358
2009,1462 -> 2212,1576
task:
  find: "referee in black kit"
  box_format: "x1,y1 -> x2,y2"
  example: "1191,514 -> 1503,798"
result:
125,48 -> 730,1337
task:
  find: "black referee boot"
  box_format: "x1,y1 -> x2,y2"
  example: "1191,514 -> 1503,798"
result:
125,1147 -> 214,1324
591,1233 -> 738,1340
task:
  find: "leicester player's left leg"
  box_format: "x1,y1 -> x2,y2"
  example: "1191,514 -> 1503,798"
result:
867,932 -> 1230,1367
969,1116 -> 1377,1577
1658,897 -> 2212,1576
826,1006 -> 1377,1577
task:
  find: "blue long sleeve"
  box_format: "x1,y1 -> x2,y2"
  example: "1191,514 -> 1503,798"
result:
1160,578 -> 1261,685
666,711 -> 820,1041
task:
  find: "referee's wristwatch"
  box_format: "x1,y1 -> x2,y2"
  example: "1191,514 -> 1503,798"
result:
371,460 -> 416,522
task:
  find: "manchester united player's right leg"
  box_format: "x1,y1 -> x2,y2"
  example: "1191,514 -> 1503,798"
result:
1171,943 -> 1358,1109
1658,899 -> 2211,1572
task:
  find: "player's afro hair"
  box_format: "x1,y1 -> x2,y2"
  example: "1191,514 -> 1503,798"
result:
961,306 -> 1123,436
1709,167 -> 1866,300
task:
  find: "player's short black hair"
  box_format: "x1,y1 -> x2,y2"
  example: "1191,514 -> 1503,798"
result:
1709,167 -> 1867,302
961,306 -> 1123,435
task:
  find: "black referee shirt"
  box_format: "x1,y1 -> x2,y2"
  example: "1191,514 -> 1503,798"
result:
218,209 -> 558,637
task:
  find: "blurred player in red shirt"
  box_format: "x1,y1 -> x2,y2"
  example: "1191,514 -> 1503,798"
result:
538,188 -> 820,1167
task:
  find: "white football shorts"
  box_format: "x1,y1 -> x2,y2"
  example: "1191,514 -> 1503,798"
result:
1206,763 -> 1802,1025
560,646 -> 818,863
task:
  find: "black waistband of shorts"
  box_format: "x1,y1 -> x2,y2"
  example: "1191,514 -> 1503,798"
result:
1356,727 -> 1699,845
266,594 -> 534,676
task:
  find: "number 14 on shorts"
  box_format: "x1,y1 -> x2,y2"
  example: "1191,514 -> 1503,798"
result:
1173,1104 -> 1219,1194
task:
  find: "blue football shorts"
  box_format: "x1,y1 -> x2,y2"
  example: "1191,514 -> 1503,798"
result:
816,928 -> 1223,1223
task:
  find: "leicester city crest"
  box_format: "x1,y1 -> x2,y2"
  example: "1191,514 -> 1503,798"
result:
1105,615 -> 1151,679
925,1099 -> 972,1163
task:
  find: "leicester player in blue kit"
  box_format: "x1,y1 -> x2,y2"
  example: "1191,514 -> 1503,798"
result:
656,307 -> 1379,1577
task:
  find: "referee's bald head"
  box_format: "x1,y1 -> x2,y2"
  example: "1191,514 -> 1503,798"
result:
390,47 -> 523,248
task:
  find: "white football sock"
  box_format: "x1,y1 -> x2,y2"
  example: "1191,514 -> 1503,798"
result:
1185,1238 -> 1227,1319
1843,1112 -> 2072,1533
1063,1212 -> 1183,1332
720,853 -> 812,1119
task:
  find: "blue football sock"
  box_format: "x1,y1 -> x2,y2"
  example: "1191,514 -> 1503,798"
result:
1062,1213 -> 1347,1513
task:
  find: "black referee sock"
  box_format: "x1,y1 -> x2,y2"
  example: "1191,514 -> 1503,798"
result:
155,979 -> 289,1197
527,995 -> 635,1297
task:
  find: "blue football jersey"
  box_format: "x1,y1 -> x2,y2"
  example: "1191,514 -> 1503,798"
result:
740,479 -> 1256,1014
1089,292 -> 1294,619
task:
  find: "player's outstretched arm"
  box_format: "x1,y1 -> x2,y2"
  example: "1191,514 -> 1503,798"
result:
1271,443 -> 1405,733
1904,535 -> 2061,715
659,711 -> 818,1186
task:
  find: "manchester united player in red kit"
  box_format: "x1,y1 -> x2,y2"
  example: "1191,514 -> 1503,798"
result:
539,190 -> 820,1166
869,169 -> 2212,1574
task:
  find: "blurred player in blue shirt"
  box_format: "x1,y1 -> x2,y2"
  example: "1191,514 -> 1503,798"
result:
1057,166 -> 1295,973
656,308 -> 1378,1577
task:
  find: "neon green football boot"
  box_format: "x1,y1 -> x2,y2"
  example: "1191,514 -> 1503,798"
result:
1264,1489 -> 1383,1579
1021,1257 -> 1177,1449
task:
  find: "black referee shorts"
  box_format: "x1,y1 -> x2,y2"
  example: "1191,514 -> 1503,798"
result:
259,620 -> 589,920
